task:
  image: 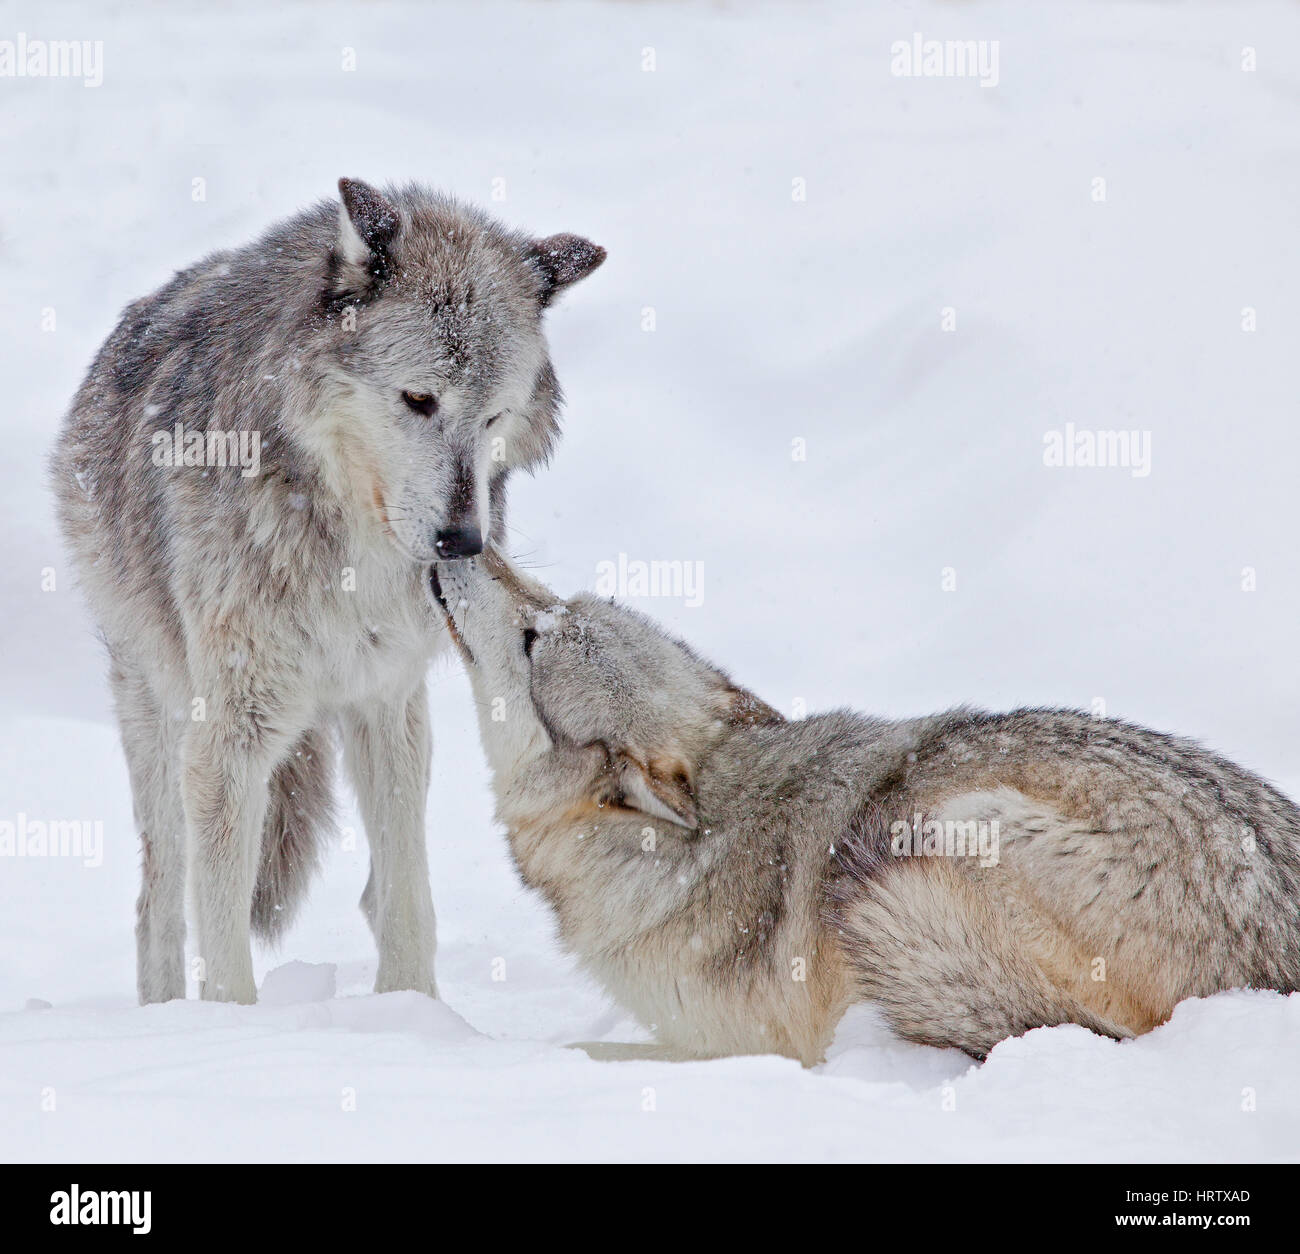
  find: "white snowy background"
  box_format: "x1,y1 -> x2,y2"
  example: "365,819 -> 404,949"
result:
2,0 -> 1299,1161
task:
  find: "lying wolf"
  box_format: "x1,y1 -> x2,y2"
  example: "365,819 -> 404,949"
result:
50,179 -> 604,1004
432,550 -> 1300,1061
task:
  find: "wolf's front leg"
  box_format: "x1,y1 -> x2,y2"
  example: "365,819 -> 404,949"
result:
343,681 -> 437,997
181,721 -> 287,1003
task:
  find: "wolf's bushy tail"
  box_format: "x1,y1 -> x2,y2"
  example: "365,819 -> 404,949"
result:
251,727 -> 335,943
829,833 -> 1132,1059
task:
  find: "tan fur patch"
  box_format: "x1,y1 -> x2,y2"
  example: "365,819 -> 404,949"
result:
510,797 -> 608,868
1012,894 -> 1168,1034
371,481 -> 389,528
923,786 -> 1177,1033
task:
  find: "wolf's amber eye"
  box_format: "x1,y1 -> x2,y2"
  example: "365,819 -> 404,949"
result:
402,390 -> 437,417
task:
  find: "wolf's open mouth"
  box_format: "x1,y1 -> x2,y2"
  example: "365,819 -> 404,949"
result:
429,565 -> 476,665
428,565 -> 448,612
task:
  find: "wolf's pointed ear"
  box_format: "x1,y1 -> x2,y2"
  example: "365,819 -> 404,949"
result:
524,234 -> 606,307
720,685 -> 785,728
614,754 -> 698,831
337,177 -> 400,269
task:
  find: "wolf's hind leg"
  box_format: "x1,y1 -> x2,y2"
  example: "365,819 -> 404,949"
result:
832,856 -> 1133,1059
183,714 -> 304,1004
110,659 -> 188,1004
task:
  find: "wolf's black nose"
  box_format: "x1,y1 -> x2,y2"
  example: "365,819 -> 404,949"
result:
433,527 -> 483,560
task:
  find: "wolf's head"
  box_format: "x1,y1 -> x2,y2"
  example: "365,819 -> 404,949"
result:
311,178 -> 604,562
431,550 -> 782,835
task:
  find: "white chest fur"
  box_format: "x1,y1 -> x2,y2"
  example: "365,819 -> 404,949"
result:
312,553 -> 449,712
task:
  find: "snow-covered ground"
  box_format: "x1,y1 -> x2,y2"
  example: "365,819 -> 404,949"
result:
3,0 -> 1299,1161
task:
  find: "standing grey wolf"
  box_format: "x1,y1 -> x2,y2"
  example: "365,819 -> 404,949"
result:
50,179 -> 605,1004
432,549 -> 1300,1061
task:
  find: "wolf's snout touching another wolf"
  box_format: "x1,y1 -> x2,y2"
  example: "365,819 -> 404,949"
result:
50,179 -> 605,1004
433,550 -> 1300,1062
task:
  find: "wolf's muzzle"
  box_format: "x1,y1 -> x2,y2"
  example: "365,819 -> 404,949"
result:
434,526 -> 483,560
